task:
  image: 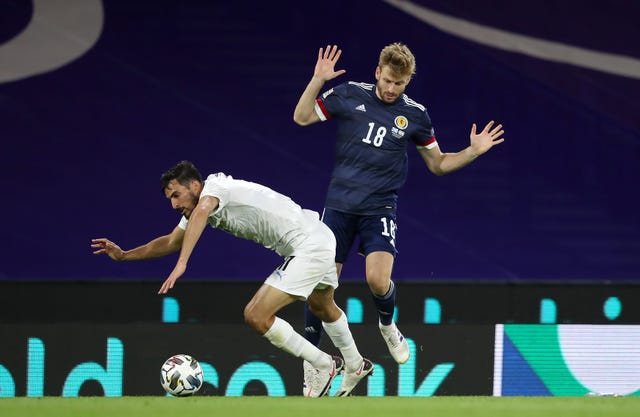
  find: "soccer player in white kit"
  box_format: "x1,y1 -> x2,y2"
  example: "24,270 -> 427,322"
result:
91,160 -> 372,397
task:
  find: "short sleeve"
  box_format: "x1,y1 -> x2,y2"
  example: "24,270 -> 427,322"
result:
314,82 -> 349,121
201,173 -> 231,212
413,110 -> 438,149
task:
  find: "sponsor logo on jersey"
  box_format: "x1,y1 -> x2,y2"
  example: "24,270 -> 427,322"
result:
391,127 -> 405,139
355,104 -> 367,112
394,115 -> 409,130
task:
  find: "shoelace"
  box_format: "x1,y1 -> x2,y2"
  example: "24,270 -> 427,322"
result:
384,329 -> 402,348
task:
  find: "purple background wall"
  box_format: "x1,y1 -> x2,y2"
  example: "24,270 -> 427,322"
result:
2,0 -> 639,282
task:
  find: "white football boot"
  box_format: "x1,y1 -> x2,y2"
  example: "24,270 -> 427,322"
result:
303,356 -> 344,397
379,321 -> 410,364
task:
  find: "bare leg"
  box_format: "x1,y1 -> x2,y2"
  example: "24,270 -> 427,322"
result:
303,262 -> 344,346
244,283 -> 296,334
306,286 -> 342,323
365,251 -> 394,296
246,284 -> 332,369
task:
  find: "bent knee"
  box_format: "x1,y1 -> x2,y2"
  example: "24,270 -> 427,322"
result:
366,276 -> 391,296
308,301 -> 341,322
244,305 -> 270,334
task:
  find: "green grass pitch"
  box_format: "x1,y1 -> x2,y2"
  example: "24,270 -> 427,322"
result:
1,396 -> 639,417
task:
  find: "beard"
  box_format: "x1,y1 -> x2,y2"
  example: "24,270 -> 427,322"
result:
180,193 -> 200,219
376,84 -> 400,103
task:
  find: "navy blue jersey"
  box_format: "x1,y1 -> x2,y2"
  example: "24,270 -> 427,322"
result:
315,81 -> 437,215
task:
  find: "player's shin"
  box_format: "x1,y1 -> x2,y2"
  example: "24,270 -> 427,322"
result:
322,312 -> 364,371
372,280 -> 396,325
264,316 -> 331,369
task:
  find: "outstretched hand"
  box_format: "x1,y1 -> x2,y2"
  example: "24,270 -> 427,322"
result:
91,238 -> 125,261
469,121 -> 505,156
158,261 -> 187,294
314,45 -> 346,82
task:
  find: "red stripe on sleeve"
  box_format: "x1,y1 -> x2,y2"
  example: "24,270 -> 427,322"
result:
316,98 -> 331,120
417,136 -> 437,147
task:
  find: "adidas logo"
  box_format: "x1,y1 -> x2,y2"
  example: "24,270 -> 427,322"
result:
355,104 -> 366,112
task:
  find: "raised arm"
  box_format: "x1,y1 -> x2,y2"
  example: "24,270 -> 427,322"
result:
418,120 -> 505,176
91,226 -> 185,261
293,45 -> 346,126
158,195 -> 219,294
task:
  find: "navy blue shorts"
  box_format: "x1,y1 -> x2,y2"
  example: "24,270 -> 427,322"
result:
321,208 -> 398,263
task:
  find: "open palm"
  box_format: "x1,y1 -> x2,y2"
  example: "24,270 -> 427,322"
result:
470,120 -> 505,156
314,45 -> 346,81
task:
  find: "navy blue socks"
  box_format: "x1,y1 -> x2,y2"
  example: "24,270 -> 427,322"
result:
372,280 -> 396,326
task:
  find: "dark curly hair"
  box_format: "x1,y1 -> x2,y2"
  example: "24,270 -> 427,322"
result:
160,160 -> 203,191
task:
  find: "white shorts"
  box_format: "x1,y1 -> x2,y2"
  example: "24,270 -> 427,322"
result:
264,223 -> 339,300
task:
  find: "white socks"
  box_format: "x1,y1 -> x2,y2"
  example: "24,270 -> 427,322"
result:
263,313 -> 363,372
263,316 -> 331,370
323,312 -> 363,372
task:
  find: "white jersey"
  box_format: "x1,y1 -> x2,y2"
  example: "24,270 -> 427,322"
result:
178,173 -> 321,257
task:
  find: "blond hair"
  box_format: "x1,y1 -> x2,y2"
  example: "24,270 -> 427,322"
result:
378,42 -> 416,77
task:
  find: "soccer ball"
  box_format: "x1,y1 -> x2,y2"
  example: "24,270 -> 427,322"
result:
160,354 -> 204,397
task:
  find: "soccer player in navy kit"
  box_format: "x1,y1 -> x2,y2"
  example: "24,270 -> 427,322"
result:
294,44 -> 505,378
